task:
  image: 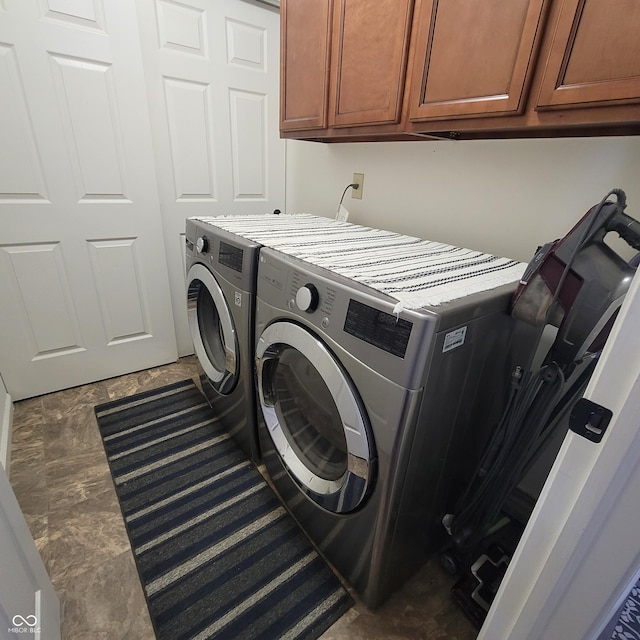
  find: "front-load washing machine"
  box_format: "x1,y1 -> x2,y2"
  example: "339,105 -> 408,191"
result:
185,218 -> 261,462
185,213 -> 348,463
254,246 -> 532,608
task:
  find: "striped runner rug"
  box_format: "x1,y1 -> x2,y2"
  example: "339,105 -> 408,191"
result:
94,379 -> 353,640
609,579 -> 640,639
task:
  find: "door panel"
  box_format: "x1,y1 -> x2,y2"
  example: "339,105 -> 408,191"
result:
408,0 -> 548,120
2,243 -> 83,358
136,0 -> 285,356
49,54 -> 129,201
0,44 -> 49,202
87,239 -> 151,344
536,0 -> 640,108
229,89 -> 268,199
156,0 -> 205,54
280,0 -> 333,131
163,77 -> 217,201
0,0 -> 177,400
42,0 -> 105,31
329,0 -> 413,127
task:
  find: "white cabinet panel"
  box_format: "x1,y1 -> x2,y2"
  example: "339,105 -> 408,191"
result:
229,89 -> 266,199
88,239 -> 150,344
0,44 -> 49,203
1,243 -> 83,358
164,77 -> 216,201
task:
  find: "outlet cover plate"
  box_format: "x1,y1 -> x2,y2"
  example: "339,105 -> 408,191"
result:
352,173 -> 364,199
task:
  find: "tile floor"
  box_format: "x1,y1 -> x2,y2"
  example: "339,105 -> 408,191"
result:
9,356 -> 477,640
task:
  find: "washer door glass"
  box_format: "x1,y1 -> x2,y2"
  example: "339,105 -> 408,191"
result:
256,321 -> 375,513
187,263 -> 238,394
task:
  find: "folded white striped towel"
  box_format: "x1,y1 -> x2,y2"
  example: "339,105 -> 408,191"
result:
192,214 -> 526,311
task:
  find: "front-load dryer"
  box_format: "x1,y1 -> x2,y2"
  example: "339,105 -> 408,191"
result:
254,247 -> 532,608
185,218 -> 261,462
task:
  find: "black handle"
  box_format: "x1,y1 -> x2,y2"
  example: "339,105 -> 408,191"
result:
607,211 -> 640,252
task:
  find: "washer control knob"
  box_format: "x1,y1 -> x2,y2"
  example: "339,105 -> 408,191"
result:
195,236 -> 208,254
295,284 -> 319,312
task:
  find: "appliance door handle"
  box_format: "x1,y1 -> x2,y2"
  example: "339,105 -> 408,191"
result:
256,352 -> 278,408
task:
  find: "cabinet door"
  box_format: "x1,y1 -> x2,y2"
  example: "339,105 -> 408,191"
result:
280,0 -> 333,131
408,0 -> 548,121
537,0 -> 640,109
328,0 -> 413,127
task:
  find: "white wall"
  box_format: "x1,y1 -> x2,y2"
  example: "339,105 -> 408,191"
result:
285,136 -> 640,263
284,135 -> 640,637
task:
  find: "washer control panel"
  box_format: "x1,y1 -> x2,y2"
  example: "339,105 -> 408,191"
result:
288,266 -> 414,358
218,240 -> 244,274
187,219 -> 258,291
290,271 -> 337,318
344,299 -> 413,358
257,247 -> 437,387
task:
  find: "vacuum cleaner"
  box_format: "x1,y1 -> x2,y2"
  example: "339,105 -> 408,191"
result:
440,188 -> 640,627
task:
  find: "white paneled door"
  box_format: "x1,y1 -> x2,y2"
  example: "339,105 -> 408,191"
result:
135,0 -> 285,356
0,462 -> 60,639
0,0 -> 178,400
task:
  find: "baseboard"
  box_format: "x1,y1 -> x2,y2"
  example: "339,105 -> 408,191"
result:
0,388 -> 13,476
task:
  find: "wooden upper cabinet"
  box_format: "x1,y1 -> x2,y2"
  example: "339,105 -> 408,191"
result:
328,0 -> 414,127
537,0 -> 640,109
280,0 -> 333,131
279,0 -> 640,140
407,0 -> 548,121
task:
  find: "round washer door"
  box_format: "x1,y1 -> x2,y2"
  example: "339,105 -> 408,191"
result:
256,321 -> 376,513
187,263 -> 238,394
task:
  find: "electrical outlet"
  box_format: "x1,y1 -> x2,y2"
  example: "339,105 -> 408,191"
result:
352,173 -> 364,200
